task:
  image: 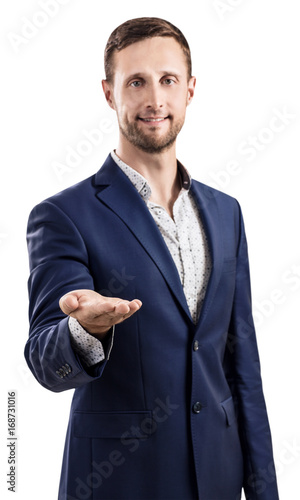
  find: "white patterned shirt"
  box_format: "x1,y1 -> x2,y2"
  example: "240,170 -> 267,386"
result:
69,151 -> 211,366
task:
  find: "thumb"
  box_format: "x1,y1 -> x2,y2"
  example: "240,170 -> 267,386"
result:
59,293 -> 79,315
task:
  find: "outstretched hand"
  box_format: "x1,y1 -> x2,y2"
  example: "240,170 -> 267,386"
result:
59,289 -> 142,340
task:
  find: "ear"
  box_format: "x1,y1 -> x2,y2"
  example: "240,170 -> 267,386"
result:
187,76 -> 196,106
102,79 -> 116,110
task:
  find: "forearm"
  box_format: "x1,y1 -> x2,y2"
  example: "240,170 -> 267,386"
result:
25,317 -> 109,392
227,205 -> 279,499
25,201 -> 109,391
68,317 -> 115,366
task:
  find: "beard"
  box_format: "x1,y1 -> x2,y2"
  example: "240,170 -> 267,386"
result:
118,114 -> 184,154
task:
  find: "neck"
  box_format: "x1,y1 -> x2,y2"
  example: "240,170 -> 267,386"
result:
115,138 -> 181,217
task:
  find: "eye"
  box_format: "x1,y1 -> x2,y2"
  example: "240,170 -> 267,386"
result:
130,80 -> 142,88
163,78 -> 175,85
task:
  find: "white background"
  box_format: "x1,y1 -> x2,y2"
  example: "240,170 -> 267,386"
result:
1,1 -> 299,499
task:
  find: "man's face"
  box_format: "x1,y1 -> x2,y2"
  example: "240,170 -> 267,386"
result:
103,37 -> 196,154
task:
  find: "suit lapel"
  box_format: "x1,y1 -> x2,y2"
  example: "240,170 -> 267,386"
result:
95,156 -> 225,329
95,156 -> 193,322
190,182 -> 225,331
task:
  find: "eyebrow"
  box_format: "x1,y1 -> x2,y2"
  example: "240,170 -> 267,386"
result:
126,71 -> 182,81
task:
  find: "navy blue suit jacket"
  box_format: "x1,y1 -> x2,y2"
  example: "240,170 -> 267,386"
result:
25,154 -> 279,499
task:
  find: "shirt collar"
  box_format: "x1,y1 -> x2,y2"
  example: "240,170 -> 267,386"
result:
110,150 -> 192,203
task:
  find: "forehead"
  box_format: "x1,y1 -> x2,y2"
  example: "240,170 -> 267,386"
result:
113,37 -> 188,78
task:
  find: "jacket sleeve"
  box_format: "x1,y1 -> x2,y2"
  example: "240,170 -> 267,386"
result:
226,203 -> 279,500
24,199 -> 110,392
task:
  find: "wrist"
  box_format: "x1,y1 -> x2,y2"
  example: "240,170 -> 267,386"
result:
74,318 -> 111,340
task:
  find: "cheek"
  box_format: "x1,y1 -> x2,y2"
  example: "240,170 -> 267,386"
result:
168,88 -> 189,111
118,93 -> 142,117
172,99 -> 188,118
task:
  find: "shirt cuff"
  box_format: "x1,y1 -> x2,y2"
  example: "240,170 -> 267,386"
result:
68,316 -> 109,367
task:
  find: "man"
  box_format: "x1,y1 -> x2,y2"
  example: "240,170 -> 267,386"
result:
25,17 -> 279,500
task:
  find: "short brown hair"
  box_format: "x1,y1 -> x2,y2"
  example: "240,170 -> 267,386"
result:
104,17 -> 192,83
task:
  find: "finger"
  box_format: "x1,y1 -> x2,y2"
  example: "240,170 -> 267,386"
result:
131,299 -> 143,309
111,300 -> 141,323
113,298 -> 142,315
59,294 -> 79,315
114,301 -> 131,316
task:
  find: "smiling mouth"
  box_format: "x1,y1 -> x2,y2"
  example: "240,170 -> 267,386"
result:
138,116 -> 169,122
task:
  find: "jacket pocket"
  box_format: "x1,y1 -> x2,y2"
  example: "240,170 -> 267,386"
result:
220,397 -> 237,427
73,410 -> 153,439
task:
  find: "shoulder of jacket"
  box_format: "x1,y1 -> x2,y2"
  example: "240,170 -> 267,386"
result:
191,178 -> 239,208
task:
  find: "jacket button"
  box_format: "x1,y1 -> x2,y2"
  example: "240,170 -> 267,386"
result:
193,340 -> 199,351
192,402 -> 202,414
56,369 -> 64,379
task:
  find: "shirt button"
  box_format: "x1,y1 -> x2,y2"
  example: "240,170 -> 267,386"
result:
193,340 -> 199,351
193,402 -> 202,414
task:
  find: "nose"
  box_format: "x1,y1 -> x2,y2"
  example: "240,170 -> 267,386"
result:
145,82 -> 163,111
